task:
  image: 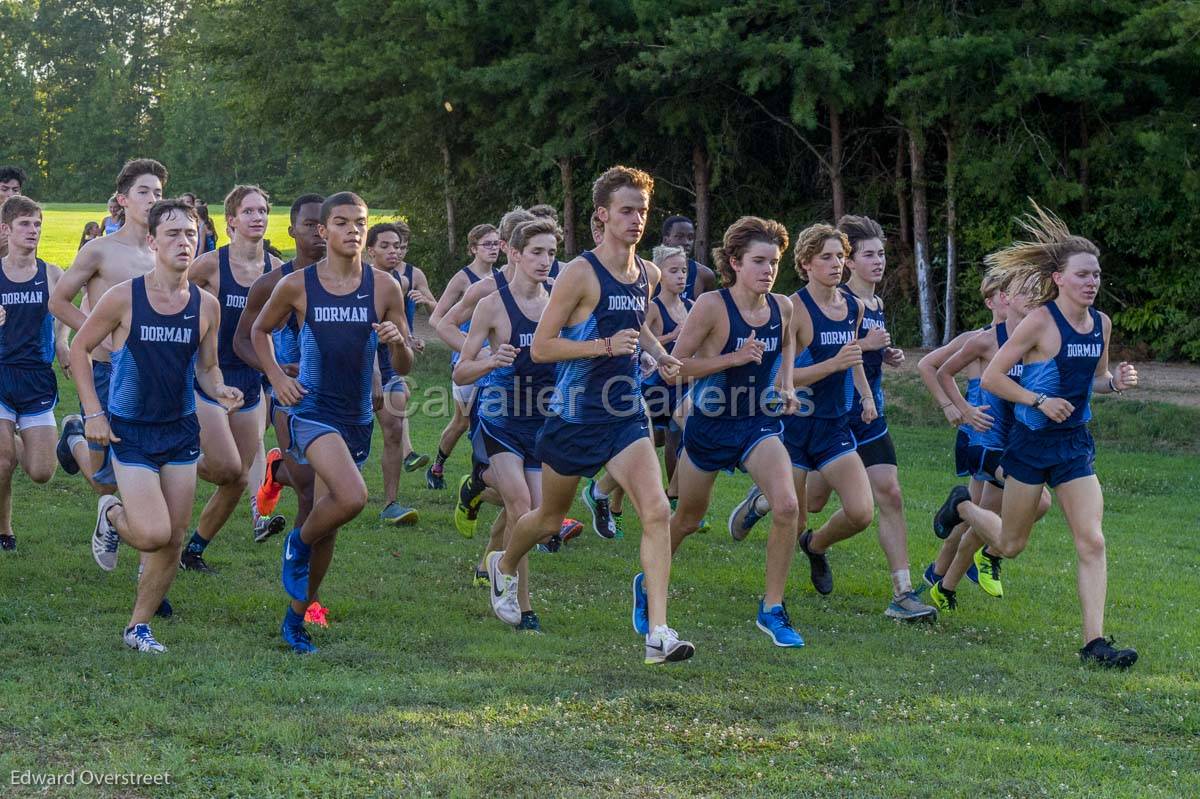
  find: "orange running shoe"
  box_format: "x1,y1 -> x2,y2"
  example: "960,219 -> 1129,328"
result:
257,447 -> 285,515
304,601 -> 329,627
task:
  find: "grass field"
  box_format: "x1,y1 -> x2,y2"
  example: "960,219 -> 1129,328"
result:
30,203 -> 398,267
1,209 -> 1198,797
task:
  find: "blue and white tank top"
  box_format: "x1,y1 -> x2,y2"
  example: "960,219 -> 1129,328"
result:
0,258 -> 54,367
1016,303 -> 1102,431
692,290 -> 783,419
794,287 -> 858,419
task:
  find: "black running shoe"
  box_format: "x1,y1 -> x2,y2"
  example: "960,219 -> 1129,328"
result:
425,464 -> 445,490
516,611 -> 542,633
0,534 -> 15,551
933,484 -> 972,539
155,596 -> 173,618
799,529 -> 833,595
56,414 -> 84,475
1079,636 -> 1138,669
179,551 -> 218,574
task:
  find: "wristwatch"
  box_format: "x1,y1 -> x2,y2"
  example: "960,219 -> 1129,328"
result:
1031,393 -> 1047,409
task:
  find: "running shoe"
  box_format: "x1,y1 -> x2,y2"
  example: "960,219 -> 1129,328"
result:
536,534 -> 563,553
454,474 -> 482,538
0,534 -> 14,551
180,550 -> 218,574
559,518 -> 583,543
305,601 -> 330,627
632,572 -> 649,635
380,501 -> 418,525
696,516 -> 712,534
123,623 -> 166,654
256,447 -> 285,515
885,591 -> 938,622
973,546 -> 1004,598
404,451 -> 430,472
516,611 -> 542,633
473,562 -> 490,587
253,507 -> 288,544
928,580 -> 957,612
921,562 -> 941,589
729,484 -> 766,541
1079,636 -> 1137,669
281,529 -> 311,602
155,597 -> 173,619
756,601 -> 805,647
425,464 -> 445,490
281,608 -> 317,654
933,484 -> 971,539
92,495 -> 122,571
581,479 -> 616,539
487,551 -> 521,625
798,529 -> 833,595
611,511 -> 625,539
56,414 -> 83,475
644,625 -> 695,665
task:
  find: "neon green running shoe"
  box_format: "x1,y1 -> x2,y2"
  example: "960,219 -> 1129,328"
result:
454,475 -> 480,538
973,547 -> 1004,598
928,580 -> 957,612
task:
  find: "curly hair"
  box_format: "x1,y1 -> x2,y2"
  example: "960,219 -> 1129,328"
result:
711,216 -> 789,286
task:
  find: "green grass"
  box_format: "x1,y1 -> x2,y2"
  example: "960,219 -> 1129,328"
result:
1,344 -> 1198,798
33,203 -> 400,267
5,206 -> 1199,796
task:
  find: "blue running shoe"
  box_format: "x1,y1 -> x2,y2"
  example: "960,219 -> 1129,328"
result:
56,414 -> 83,475
728,484 -> 766,542
281,607 -> 317,654
155,596 -> 173,618
965,562 -> 980,584
632,572 -> 649,635
281,530 -> 311,602
123,623 -> 166,654
756,601 -> 805,647
922,562 -> 941,589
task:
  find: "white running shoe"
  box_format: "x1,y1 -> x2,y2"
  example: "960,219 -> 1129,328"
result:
644,624 -> 695,665
487,551 -> 521,625
92,495 -> 122,572
123,623 -> 166,654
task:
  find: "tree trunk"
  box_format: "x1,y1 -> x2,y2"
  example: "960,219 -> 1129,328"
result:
559,156 -> 576,255
909,127 -> 938,348
1079,112 -> 1090,214
894,128 -> 911,252
440,139 -> 456,257
692,142 -> 711,263
943,131 -> 958,345
829,105 -> 845,221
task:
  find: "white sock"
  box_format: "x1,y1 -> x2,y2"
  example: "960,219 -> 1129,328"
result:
891,568 -> 912,597
752,494 -> 770,514
591,482 -> 609,500
68,434 -> 86,450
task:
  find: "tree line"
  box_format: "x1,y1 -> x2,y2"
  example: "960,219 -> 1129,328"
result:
2,1 -> 1197,356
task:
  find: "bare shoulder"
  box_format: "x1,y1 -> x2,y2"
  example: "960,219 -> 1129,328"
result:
770,291 -> 794,315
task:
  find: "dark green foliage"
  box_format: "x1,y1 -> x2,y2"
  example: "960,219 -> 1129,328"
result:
1,0 -> 1197,357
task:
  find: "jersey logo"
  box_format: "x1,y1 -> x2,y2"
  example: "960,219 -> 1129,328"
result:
1066,343 -> 1101,358
225,294 -> 247,309
139,325 -> 193,344
819,331 -> 855,346
737,335 -> 779,352
356,293 -> 369,300
0,290 -> 45,305
518,333 -> 534,347
313,306 -> 368,323
184,314 -> 196,320
608,295 -> 645,312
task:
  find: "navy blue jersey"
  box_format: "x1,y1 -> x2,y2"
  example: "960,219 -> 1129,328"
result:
794,287 -> 858,419
402,263 -> 416,330
0,258 -> 54,367
478,282 -> 555,421
376,267 -> 408,384
549,258 -> 561,282
271,260 -> 302,365
841,284 -> 885,417
692,290 -> 783,419
550,252 -> 648,423
1016,303 -> 1102,431
652,294 -> 694,352
652,258 -> 704,302
294,266 -> 379,426
450,265 -> 494,367
108,277 -> 200,423
975,322 -> 1024,449
216,246 -> 272,372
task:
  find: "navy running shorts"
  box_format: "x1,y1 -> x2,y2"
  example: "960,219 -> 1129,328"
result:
109,414 -> 201,473
0,364 -> 57,428
535,413 -> 649,478
683,414 -> 783,473
1002,424 -> 1095,488
782,414 -> 857,472
197,364 -> 262,412
473,415 -> 543,470
287,414 -> 372,468
954,429 -> 1004,487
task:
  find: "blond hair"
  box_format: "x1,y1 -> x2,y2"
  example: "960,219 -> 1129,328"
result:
983,201 -> 1100,306
792,223 -> 848,278
652,245 -> 687,268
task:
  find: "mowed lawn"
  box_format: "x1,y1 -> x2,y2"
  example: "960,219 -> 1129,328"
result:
30,203 -> 403,267
0,209 -> 1197,797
